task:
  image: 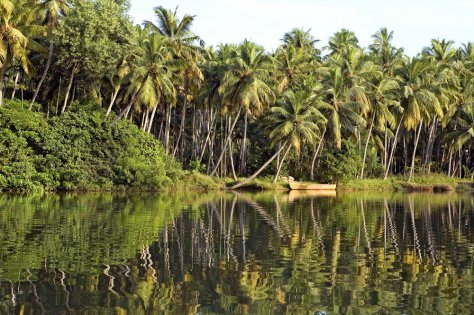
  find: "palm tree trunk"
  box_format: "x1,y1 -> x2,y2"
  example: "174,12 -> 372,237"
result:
384,116 -> 403,180
146,103 -> 159,133
408,122 -> 423,182
383,121 -> 388,167
106,85 -> 120,116
360,113 -> 376,179
115,79 -> 147,123
61,69 -> 75,113
424,117 -> 437,173
231,142 -> 288,189
11,71 -> 19,100
199,107 -> 217,163
164,105 -> 172,152
311,127 -> 326,181
141,108 -> 149,131
229,139 -> 238,181
239,111 -> 248,175
210,106 -> 243,176
273,144 -> 292,183
31,39 -> 54,108
173,84 -> 188,157
0,63 -> 8,106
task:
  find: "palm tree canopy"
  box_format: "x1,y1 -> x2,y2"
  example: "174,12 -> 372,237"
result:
265,90 -> 327,153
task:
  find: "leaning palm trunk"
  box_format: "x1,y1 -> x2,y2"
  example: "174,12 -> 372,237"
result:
106,85 -> 120,116
231,142 -> 288,189
61,68 -> 76,113
273,143 -> 291,183
31,39 -> 54,108
114,76 -> 149,123
360,113 -> 376,179
408,122 -> 423,182
210,106 -> 243,176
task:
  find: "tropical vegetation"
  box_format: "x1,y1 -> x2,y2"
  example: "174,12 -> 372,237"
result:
1,0 -> 474,191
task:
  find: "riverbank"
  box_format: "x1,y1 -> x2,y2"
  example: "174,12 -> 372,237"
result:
183,173 -> 474,193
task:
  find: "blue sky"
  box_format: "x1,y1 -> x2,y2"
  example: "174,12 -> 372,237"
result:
129,0 -> 473,56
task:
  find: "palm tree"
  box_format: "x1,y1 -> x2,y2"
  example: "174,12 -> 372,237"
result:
369,28 -> 404,78
445,103 -> 474,149
318,45 -> 376,150
360,78 -> 400,178
145,6 -> 203,155
209,40 -> 275,176
0,0 -> 45,105
326,29 -> 359,56
231,90 -> 326,189
368,28 -> 405,177
105,58 -> 129,116
401,57 -> 443,181
274,44 -> 316,92
116,31 -> 179,138
30,0 -> 70,108
281,27 -> 320,56
193,44 -> 238,167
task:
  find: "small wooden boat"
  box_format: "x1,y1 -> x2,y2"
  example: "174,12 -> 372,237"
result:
289,181 -> 336,190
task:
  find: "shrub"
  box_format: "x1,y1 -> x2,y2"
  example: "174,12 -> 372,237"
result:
317,140 -> 384,183
0,100 -> 183,191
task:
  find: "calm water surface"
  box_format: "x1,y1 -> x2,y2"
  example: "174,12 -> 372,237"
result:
0,191 -> 473,314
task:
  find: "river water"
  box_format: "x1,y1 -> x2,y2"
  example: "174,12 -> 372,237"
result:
0,191 -> 473,314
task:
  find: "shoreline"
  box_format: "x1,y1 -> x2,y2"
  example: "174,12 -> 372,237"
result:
3,173 -> 473,194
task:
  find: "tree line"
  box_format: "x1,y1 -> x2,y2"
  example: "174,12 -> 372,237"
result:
2,0 -> 474,184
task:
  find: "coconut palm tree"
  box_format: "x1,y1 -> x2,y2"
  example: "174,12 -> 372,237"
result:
326,29 -> 359,56
231,90 -> 326,189
145,6 -> 203,155
281,27 -> 320,56
368,28 -> 405,177
360,77 -> 400,178
421,39 -> 458,172
0,0 -> 45,105
445,103 -> 474,148
116,31 -> 179,140
369,28 -> 404,78
401,57 -> 443,181
274,44 -> 317,92
30,0 -> 70,108
318,45 -> 376,150
209,40 -> 275,176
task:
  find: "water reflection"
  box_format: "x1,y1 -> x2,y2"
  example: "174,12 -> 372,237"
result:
0,192 -> 473,314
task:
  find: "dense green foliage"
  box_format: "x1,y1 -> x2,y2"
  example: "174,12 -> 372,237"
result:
318,140 -> 384,183
1,0 -> 474,186
0,100 -> 182,191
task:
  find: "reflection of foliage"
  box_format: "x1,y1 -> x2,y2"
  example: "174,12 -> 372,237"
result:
0,192 -> 473,314
0,192 -> 221,279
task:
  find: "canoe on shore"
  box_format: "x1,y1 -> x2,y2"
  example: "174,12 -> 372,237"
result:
289,181 -> 337,190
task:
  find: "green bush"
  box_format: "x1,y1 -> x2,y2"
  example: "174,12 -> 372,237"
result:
0,100 -> 183,192
317,140 -> 384,183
